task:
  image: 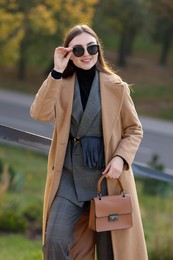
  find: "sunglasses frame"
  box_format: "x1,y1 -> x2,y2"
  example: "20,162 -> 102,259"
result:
72,44 -> 99,57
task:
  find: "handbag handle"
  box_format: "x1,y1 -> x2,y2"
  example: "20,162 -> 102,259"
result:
97,173 -> 125,198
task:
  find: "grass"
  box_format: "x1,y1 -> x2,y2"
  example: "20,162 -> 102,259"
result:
0,234 -> 42,260
0,143 -> 47,225
0,144 -> 173,259
0,144 -> 46,259
136,179 -> 173,259
132,82 -> 173,120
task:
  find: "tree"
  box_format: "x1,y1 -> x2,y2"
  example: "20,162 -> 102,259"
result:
93,0 -> 147,66
44,0 -> 99,74
0,0 -> 98,79
147,0 -> 173,65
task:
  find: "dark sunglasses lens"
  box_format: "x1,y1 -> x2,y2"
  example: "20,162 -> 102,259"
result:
87,45 -> 99,55
73,47 -> 84,57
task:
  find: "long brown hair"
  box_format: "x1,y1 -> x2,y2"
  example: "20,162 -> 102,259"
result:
62,24 -> 115,78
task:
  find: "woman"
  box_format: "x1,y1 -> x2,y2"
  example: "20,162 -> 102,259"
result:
30,24 -> 148,260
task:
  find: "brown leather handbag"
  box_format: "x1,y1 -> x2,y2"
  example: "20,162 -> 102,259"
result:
89,174 -> 133,232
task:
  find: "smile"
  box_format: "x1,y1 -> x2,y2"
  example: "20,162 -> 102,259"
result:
81,58 -> 92,62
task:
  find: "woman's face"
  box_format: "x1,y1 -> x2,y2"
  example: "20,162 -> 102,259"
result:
69,32 -> 98,70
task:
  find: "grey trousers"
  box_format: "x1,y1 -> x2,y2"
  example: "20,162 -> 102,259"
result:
43,196 -> 113,260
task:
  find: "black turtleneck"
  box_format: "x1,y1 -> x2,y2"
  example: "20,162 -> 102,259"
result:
75,65 -> 96,110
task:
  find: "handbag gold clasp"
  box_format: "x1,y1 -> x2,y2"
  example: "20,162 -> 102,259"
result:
108,214 -> 119,222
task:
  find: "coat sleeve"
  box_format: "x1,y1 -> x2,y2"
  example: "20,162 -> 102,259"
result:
30,74 -> 62,122
114,82 -> 143,170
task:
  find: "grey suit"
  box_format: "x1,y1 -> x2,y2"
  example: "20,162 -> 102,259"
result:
58,71 -> 107,206
44,71 -> 113,260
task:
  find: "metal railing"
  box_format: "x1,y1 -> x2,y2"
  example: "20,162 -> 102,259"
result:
0,124 -> 173,184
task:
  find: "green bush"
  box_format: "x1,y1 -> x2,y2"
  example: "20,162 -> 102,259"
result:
23,203 -> 42,223
0,159 -> 25,192
0,210 -> 27,233
0,202 -> 42,235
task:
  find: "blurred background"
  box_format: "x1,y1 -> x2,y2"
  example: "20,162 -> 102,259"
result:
0,0 -> 173,259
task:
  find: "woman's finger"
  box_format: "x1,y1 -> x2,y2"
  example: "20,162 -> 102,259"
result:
102,162 -> 110,174
106,169 -> 121,179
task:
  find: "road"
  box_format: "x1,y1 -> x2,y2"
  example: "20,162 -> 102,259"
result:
0,89 -> 173,174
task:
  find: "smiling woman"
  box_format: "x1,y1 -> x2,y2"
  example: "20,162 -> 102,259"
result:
67,33 -> 99,70
30,24 -> 148,260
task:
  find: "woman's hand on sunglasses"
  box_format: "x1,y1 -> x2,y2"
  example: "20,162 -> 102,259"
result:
53,46 -> 73,73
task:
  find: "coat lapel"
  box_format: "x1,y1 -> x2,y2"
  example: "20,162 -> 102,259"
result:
59,74 -> 76,139
100,73 -> 124,155
77,71 -> 101,137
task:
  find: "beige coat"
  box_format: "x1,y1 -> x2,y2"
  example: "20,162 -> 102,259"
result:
30,72 -> 148,260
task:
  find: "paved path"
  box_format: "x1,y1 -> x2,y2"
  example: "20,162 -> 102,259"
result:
0,89 -> 173,173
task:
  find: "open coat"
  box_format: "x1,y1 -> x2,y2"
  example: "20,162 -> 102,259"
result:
30,72 -> 148,260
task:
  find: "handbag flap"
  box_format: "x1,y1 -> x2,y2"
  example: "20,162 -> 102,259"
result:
93,194 -> 132,218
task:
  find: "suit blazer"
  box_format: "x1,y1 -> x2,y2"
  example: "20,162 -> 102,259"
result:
58,70 -> 107,205
30,71 -> 148,260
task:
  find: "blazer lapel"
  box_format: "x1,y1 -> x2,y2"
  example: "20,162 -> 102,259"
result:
71,77 -> 83,125
77,71 -> 101,137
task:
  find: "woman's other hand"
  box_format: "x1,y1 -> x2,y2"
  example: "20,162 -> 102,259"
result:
102,156 -> 124,179
53,46 -> 73,73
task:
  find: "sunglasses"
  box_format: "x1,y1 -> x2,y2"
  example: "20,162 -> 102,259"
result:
72,44 -> 99,57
